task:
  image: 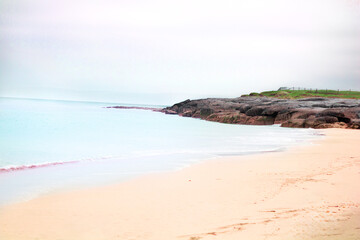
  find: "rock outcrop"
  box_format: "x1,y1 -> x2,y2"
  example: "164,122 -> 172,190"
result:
162,97 -> 360,129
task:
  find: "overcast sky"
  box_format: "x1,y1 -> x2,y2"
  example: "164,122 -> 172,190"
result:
1,0 -> 359,104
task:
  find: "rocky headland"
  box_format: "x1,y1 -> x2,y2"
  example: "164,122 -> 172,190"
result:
162,97 -> 360,129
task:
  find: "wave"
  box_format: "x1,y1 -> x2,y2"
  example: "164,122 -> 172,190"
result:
0,160 -> 79,173
0,147 -> 287,174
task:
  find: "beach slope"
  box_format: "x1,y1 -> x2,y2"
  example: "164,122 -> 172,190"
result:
0,129 -> 360,240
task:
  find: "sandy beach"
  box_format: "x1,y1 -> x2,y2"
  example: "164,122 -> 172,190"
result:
0,128 -> 359,240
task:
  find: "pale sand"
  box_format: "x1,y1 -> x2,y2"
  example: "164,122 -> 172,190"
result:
1,129 -> 360,240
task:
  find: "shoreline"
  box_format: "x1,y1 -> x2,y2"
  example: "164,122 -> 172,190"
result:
0,123 -> 319,208
1,129 -> 360,239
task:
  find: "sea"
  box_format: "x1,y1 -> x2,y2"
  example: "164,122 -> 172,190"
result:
0,97 -> 321,206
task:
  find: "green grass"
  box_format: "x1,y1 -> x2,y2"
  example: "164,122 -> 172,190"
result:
242,89 -> 360,99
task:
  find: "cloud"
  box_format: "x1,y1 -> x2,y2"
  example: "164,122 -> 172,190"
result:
1,0 -> 359,104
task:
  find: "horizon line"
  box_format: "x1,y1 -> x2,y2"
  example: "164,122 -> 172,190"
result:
0,96 -> 169,108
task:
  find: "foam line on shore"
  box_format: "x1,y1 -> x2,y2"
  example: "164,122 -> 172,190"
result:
0,161 -> 79,173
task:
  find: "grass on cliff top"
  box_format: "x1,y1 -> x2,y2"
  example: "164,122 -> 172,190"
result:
242,89 -> 360,99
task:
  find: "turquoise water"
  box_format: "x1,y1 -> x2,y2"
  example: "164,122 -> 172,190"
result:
0,97 -> 321,206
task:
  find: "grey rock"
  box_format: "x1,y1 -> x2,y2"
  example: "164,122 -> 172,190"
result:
162,96 -> 360,129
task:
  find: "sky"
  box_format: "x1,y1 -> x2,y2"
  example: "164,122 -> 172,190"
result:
0,0 -> 360,105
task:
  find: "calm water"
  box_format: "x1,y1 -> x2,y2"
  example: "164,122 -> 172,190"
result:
0,97 -> 321,206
